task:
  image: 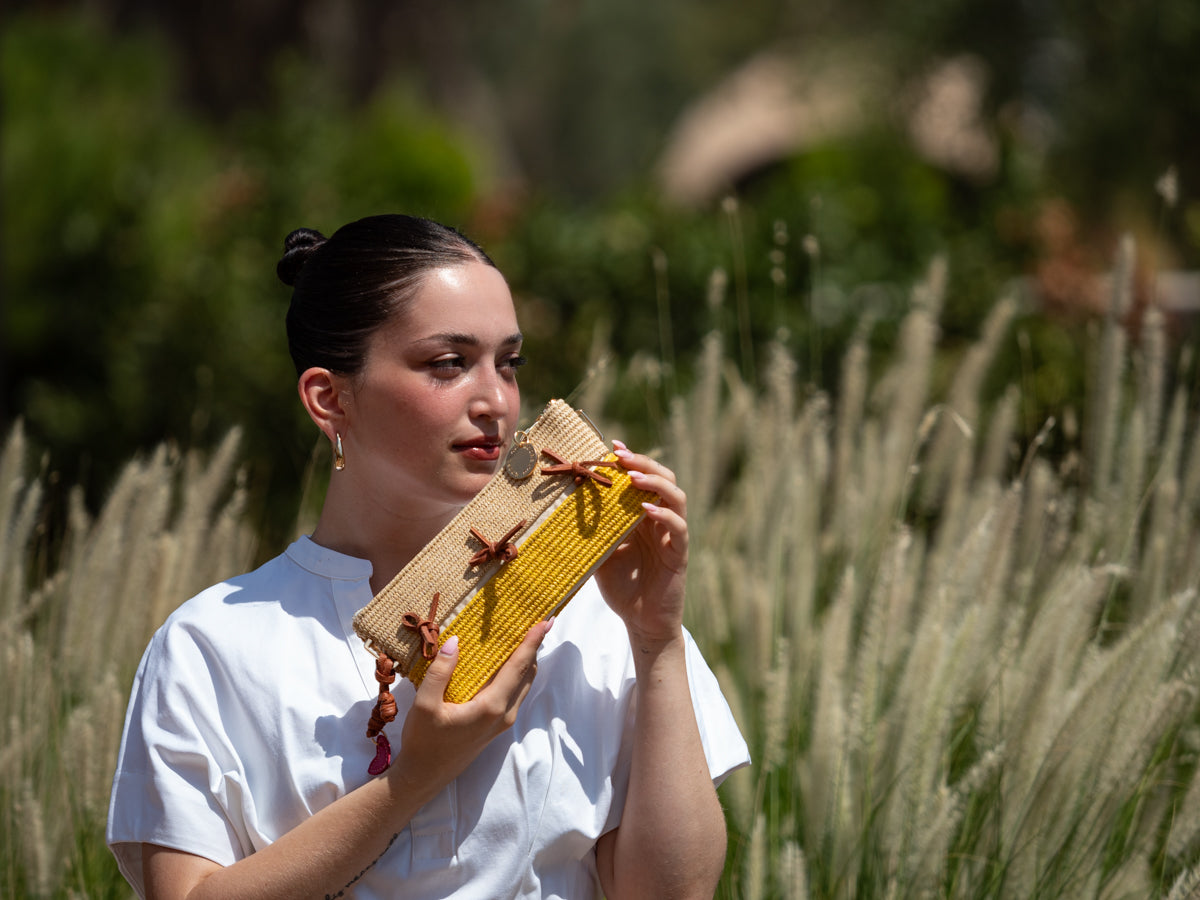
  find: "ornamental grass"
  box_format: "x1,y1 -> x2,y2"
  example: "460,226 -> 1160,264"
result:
5,240 -> 1200,897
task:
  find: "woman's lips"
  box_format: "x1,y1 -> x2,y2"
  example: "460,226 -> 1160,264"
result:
455,441 -> 502,462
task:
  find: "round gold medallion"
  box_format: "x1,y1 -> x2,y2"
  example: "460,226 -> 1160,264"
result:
504,439 -> 538,480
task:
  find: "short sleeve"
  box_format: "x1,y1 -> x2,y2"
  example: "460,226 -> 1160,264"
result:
106,606 -> 251,897
683,630 -> 751,786
602,626 -> 750,833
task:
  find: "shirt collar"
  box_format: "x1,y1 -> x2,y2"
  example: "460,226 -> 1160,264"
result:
285,534 -> 374,582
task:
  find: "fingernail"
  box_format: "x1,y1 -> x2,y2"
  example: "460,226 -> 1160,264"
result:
440,635 -> 459,655
641,501 -> 659,513
628,469 -> 648,482
545,616 -> 556,633
612,440 -> 632,458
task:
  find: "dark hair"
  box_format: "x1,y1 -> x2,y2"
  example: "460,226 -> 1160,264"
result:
277,214 -> 497,377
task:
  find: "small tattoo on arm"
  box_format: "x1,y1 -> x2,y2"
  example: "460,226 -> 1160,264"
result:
325,831 -> 401,899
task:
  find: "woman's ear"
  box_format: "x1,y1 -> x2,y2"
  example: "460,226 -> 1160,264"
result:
297,367 -> 350,443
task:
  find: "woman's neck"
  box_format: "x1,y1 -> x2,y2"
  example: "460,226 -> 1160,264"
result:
309,479 -> 462,592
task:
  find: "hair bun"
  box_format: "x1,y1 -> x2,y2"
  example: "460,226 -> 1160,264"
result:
277,227 -> 328,286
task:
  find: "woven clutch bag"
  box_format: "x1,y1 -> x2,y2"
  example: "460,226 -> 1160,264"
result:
352,399 -> 655,704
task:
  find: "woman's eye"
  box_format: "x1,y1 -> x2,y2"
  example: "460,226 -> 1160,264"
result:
429,356 -> 465,374
504,355 -> 528,372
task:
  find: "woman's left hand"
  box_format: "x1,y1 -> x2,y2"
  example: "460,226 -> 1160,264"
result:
595,440 -> 689,645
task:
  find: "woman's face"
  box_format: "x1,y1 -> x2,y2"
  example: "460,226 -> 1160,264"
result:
341,260 -> 523,517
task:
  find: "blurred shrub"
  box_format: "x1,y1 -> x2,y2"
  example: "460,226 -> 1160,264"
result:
496,127 -> 1048,450
2,12 -> 480,547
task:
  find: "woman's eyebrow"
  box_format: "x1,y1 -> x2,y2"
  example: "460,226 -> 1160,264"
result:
415,331 -> 524,347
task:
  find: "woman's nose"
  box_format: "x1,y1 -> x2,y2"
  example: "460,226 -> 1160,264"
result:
469,366 -> 512,421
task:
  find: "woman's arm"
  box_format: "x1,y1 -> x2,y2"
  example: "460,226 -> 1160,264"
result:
593,443 -> 728,900
142,622 -> 551,900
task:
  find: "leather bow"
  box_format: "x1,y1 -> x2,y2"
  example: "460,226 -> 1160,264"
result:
402,593 -> 441,660
540,449 -> 616,487
468,520 -> 526,567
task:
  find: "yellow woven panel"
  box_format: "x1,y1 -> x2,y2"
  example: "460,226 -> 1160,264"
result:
352,399 -> 609,672
408,459 -> 653,702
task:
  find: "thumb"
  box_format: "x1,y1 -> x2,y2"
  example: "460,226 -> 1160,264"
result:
416,634 -> 460,700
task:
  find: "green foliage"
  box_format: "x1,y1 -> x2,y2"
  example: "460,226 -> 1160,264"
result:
2,12 -> 480,547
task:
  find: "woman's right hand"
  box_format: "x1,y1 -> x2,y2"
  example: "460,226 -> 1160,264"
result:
386,619 -> 551,805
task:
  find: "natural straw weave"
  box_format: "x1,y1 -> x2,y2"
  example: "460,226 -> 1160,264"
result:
352,400 -> 654,694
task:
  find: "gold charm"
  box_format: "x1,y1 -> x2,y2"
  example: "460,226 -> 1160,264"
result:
504,432 -> 537,479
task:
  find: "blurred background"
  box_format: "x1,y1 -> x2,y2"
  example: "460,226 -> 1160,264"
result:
3,0 -> 1198,551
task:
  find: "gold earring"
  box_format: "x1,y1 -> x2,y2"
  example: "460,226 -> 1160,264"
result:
334,433 -> 346,471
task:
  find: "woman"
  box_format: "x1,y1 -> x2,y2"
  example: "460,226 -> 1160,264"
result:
107,214 -> 749,899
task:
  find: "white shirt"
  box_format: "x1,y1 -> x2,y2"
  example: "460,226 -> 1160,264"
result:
107,536 -> 749,899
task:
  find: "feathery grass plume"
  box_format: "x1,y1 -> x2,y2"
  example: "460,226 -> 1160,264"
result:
685,551 -> 731,649
707,266 -> 729,312
986,565 -> 1108,841
920,406 -> 977,585
1166,743 -> 1200,863
882,577 -> 999,881
1112,367 -> 1151,552
0,424 -> 44,627
761,635 -> 792,773
668,332 -> 748,531
850,534 -> 899,788
56,448 -> 162,675
908,745 -> 1004,898
1004,590 -> 1185,887
1155,385 -> 1192,589
918,294 -> 1014,514
1167,865 -> 1200,900
689,331 -> 727,520
1096,676 -> 1193,821
1088,234 -> 1135,499
925,476 -> 1019,637
15,777 -> 52,897
939,498 -> 1018,712
779,839 -> 810,900
830,315 -> 873,548
978,384 -> 1019,486
852,526 -> 921,796
0,421 -> 29,578
1180,358 -> 1200,512
773,394 -> 826,643
1137,475 -> 1176,611
715,663 -> 756,836
778,461 -> 820,648
1011,456 -> 1055,597
744,344 -> 800,593
0,629 -> 43,780
68,670 -> 127,822
1139,301 -> 1167,454
872,258 -> 946,520
1097,855 -> 1155,899
801,566 -> 856,879
744,812 -> 767,900
0,474 -> 42,628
